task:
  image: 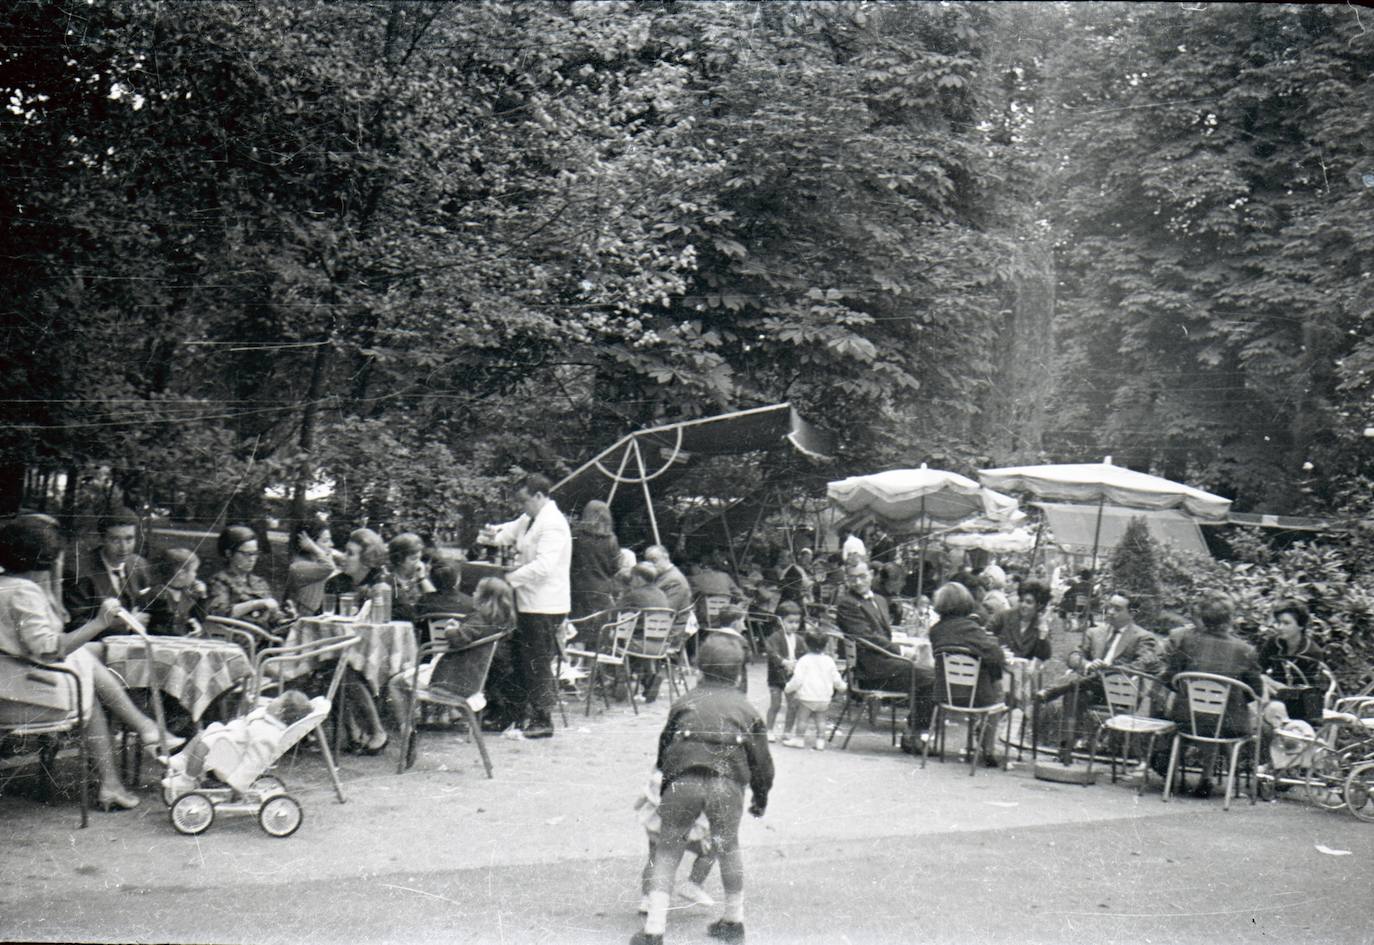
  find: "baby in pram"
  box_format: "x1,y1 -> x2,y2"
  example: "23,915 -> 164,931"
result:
164,690 -> 313,797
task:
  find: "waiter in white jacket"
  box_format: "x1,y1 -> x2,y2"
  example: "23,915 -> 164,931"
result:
481,473 -> 571,740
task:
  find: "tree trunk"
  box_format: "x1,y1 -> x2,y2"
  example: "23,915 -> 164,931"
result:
290,340 -> 331,528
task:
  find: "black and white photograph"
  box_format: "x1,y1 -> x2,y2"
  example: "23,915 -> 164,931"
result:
2,2 -> 1373,943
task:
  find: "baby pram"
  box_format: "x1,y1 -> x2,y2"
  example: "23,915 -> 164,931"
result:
161,695 -> 331,837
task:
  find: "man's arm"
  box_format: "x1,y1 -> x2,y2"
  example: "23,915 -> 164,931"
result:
1123,632 -> 1164,675
490,514 -> 529,547
1065,628 -> 1097,673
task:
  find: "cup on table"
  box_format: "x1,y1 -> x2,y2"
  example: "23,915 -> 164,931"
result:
323,593 -> 338,615
338,593 -> 357,616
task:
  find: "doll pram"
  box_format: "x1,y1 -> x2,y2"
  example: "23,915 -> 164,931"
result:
161,695 -> 331,837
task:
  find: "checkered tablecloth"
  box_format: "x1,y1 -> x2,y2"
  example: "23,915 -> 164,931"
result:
103,634 -> 252,721
283,617 -> 416,693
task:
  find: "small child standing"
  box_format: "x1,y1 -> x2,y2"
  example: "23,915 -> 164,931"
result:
783,631 -> 847,750
635,769 -> 717,912
631,635 -> 773,945
763,601 -> 803,742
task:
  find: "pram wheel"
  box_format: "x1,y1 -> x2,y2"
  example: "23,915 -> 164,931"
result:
170,792 -> 215,835
1303,750 -> 1347,811
258,794 -> 303,837
250,775 -> 286,795
1344,763 -> 1374,823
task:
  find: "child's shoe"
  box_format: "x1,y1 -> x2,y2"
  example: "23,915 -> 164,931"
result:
767,731 -> 777,743
706,918 -> 745,943
629,933 -> 663,945
638,895 -> 650,915
781,736 -> 805,748
813,738 -> 826,751
677,880 -> 715,906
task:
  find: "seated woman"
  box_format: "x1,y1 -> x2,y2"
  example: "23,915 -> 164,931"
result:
321,528 -> 390,754
206,525 -> 284,628
142,547 -> 207,636
928,581 -> 1007,767
1259,600 -> 1324,687
0,516 -> 184,811
283,519 -> 344,617
987,580 -> 1052,661
385,532 -> 434,626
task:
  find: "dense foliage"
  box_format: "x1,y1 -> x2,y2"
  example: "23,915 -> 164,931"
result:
1,1 -> 1371,551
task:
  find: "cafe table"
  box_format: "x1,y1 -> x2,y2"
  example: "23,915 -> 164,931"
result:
890,628 -> 935,670
102,634 -> 252,722
282,616 -> 417,694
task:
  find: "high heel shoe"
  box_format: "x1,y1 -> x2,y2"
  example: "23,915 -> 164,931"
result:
360,733 -> 389,756
96,787 -> 141,812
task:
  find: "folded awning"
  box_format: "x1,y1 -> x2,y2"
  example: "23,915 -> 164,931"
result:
1035,502 -> 1210,557
1223,512 -> 1329,532
551,403 -> 833,542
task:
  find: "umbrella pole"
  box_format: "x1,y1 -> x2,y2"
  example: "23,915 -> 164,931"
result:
914,495 -> 927,607
1083,494 -> 1106,626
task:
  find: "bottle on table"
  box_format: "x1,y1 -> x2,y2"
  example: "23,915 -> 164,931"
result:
372,582 -> 393,623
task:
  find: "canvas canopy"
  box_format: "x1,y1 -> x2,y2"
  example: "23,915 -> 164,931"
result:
1035,502 -> 1210,557
550,403 -> 832,545
977,459 -> 1230,523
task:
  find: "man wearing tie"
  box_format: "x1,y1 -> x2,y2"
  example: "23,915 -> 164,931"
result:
1037,592 -> 1163,758
834,560 -> 935,734
64,508 -> 152,632
1065,593 -> 1163,677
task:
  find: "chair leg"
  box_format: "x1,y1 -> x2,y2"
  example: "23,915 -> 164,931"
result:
829,700 -> 851,743
314,728 -> 347,804
1223,741 -> 1243,811
921,706 -> 939,769
554,655 -> 569,728
584,662 -> 599,717
1003,709 -> 1013,771
623,663 -> 638,716
1086,723 -> 1102,782
1162,735 -> 1181,803
396,692 -> 414,775
842,699 -> 866,749
461,706 -> 494,779
1138,734 -> 1157,796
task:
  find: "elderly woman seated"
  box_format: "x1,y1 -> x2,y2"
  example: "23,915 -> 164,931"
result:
0,516 -> 184,811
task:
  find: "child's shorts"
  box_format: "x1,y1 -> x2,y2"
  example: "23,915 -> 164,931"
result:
799,698 -> 830,714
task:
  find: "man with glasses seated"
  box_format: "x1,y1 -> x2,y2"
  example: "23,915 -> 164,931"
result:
1035,592 -> 1164,757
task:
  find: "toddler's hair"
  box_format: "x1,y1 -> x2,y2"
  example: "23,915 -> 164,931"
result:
804,630 -> 829,654
267,690 -> 313,726
776,600 -> 802,617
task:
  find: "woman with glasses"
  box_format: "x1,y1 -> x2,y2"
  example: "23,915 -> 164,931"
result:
206,525 -> 283,627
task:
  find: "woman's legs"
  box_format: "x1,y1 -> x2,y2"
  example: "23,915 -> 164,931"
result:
89,659 -> 161,741
82,702 -> 134,800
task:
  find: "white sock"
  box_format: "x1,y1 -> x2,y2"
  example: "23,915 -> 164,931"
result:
722,891 -> 744,923
644,891 -> 670,935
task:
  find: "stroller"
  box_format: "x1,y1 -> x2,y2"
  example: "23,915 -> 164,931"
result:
161,696 -> 331,838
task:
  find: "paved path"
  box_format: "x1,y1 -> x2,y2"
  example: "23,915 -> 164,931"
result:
3,663 -> 1371,944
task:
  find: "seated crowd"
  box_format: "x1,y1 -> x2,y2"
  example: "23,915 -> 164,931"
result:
1,500 -> 1339,822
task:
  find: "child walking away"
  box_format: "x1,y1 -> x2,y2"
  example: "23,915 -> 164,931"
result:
632,635 -> 773,945
763,601 -> 804,742
782,631 -> 847,750
635,769 -> 717,912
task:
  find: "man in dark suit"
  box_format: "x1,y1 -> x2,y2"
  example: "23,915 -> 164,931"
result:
63,507 -> 152,631
833,559 -> 935,733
